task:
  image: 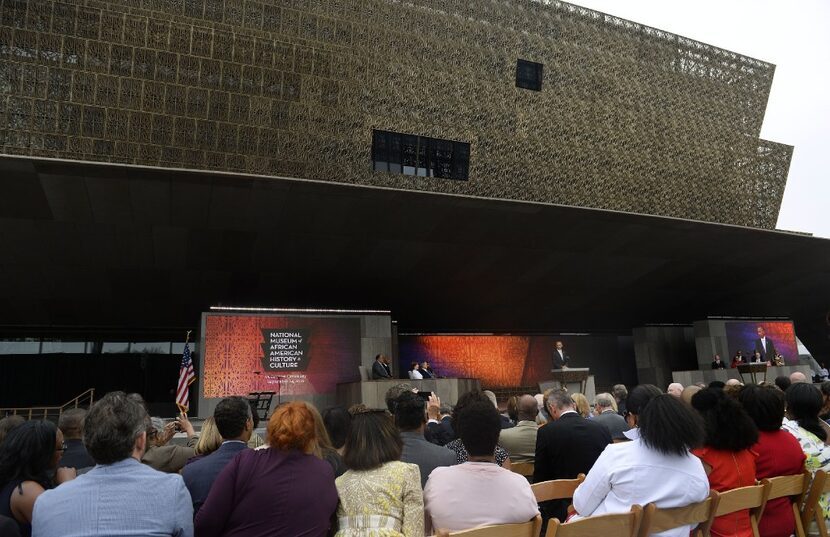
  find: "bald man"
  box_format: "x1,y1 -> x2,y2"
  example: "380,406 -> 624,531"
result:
790,371 -> 809,384
725,378 -> 743,388
498,395 -> 540,464
667,383 -> 684,398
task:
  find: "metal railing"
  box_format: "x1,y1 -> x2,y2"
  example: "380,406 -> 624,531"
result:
0,388 -> 95,421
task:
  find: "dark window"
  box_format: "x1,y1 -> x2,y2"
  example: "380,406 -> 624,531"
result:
372,130 -> 469,181
516,59 -> 543,91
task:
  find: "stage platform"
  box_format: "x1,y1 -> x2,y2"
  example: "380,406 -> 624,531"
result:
336,378 -> 480,409
672,365 -> 813,386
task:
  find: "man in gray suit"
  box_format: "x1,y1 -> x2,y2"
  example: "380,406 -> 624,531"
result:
498,395 -> 539,464
395,391 -> 456,488
592,392 -> 629,440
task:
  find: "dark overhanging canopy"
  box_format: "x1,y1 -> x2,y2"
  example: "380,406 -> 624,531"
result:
0,155 -> 828,358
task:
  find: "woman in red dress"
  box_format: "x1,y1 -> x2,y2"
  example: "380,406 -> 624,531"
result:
691,388 -> 759,537
738,384 -> 806,537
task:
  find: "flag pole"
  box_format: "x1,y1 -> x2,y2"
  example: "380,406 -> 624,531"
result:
177,330 -> 194,415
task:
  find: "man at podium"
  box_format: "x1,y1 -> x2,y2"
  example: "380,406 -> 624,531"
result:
552,340 -> 570,370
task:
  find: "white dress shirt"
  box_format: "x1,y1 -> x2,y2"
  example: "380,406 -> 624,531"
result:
572,438 -> 709,537
410,369 -> 423,380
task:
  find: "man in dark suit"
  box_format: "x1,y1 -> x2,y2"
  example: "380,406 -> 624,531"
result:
371,354 -> 392,379
395,391 -> 456,488
711,354 -> 726,369
552,340 -> 569,369
182,396 -> 252,515
58,408 -> 95,471
534,389 -> 611,522
426,394 -> 455,446
754,326 -> 778,362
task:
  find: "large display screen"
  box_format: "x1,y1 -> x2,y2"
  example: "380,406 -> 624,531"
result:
725,320 -> 798,365
201,314 -> 361,398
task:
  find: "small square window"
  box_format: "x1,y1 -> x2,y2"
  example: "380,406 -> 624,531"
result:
516,59 -> 543,91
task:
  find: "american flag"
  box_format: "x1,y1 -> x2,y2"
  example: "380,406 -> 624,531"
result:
176,341 -> 196,412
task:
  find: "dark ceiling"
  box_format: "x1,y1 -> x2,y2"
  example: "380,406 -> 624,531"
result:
1,156 -> 828,357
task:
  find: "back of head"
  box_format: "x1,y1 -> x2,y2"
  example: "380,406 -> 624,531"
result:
0,415 -> 25,446
322,406 -> 351,450
343,409 -> 401,471
0,420 -> 57,487
738,384 -> 785,432
303,402 -> 334,455
572,393 -> 590,418
458,401 -> 501,457
394,391 -> 426,432
84,391 -> 148,465
790,371 -> 808,384
384,383 -> 414,414
626,385 -> 662,417
786,382 -> 827,441
195,417 -> 223,455
506,396 -> 519,422
214,396 -> 251,439
482,390 -> 498,409
452,390 -> 491,432
594,393 -> 616,412
708,380 -> 726,390
681,385 -> 702,405
639,394 -> 703,456
775,375 -> 792,392
267,401 -> 317,453
612,384 -> 628,401
547,389 -> 574,412
58,408 -> 87,439
517,395 -> 539,421
691,387 -> 758,450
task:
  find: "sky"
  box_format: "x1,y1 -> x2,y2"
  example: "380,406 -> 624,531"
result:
566,0 -> 830,238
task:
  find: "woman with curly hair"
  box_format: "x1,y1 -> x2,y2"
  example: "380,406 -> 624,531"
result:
195,401 -> 338,537
0,420 -> 75,537
691,388 -> 759,537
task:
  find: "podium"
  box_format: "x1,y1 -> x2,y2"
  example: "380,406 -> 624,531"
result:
544,368 -> 590,395
737,363 -> 768,385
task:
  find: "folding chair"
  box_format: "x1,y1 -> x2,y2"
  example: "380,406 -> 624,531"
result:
759,472 -> 810,537
801,469 -> 830,537
531,474 -> 586,504
711,482 -> 771,537
446,515 -> 542,537
545,505 -> 643,537
637,491 -> 718,537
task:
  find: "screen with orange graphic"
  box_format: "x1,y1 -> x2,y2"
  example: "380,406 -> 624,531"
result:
201,313 -> 361,398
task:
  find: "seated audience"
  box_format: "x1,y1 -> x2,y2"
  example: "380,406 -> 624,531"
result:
426,396 -> 454,446
498,395 -> 540,464
142,413 -> 197,473
195,401 -> 337,537
483,390 -> 514,429
738,385 -> 805,537
505,395 -> 519,426
322,406 -> 351,455
534,393 -> 548,424
306,402 -> 347,478
32,391 -> 192,537
691,388 -> 759,537
731,352 -> 745,368
681,385 -> 702,405
372,353 -> 393,380
774,375 -> 792,392
572,393 -> 592,418
781,383 -> 830,528
425,401 -> 538,532
711,355 -> 726,369
420,361 -> 435,379
591,393 -> 629,440
534,389 -> 611,523
57,409 -> 95,471
725,378 -> 743,388
612,384 -> 628,417
622,385 -> 662,433
192,417 -> 223,458
395,392 -> 456,488
0,421 -> 75,537
183,396 -> 252,516
0,415 -> 24,446
666,383 -> 683,398
446,391 -> 511,467
572,395 -> 709,537
820,364 -> 830,382
335,408 -> 423,537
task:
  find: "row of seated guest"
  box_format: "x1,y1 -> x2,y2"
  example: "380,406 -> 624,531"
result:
3,378 -> 830,536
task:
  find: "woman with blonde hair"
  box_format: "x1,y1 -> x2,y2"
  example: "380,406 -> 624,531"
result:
195,401 -> 338,537
193,417 -> 223,456
572,393 -> 592,419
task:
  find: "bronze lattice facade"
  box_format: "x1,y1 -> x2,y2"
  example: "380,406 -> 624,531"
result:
0,0 -> 792,228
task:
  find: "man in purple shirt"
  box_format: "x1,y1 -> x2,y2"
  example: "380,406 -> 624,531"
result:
182,396 -> 253,515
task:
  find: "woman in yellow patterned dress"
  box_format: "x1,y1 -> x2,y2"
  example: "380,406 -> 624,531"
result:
334,409 -> 424,537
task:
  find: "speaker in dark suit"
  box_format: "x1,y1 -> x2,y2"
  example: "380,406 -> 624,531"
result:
753,326 -> 778,362
552,340 -> 570,369
534,391 -> 611,522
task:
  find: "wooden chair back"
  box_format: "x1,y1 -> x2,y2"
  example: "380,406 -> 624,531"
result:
760,472 -> 810,537
712,482 -> 771,537
447,515 -> 542,537
531,474 -> 586,503
545,505 -> 642,537
801,470 -> 830,537
637,491 -> 719,537
510,462 -> 535,479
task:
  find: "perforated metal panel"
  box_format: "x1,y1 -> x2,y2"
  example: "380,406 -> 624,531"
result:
0,0 -> 792,229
